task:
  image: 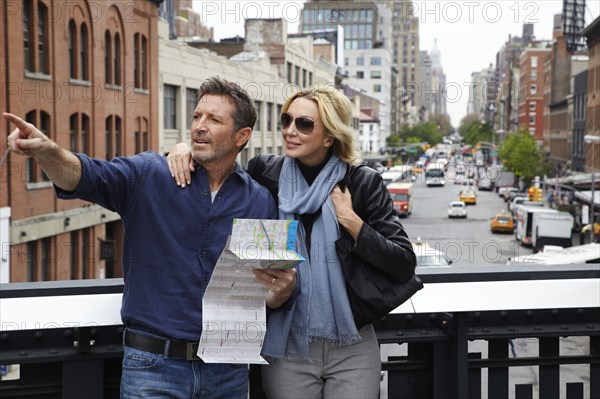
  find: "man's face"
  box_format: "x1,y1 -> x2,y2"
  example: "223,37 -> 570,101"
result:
190,94 -> 240,165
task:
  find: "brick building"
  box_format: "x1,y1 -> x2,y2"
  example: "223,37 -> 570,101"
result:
1,0 -> 161,283
518,48 -> 550,143
582,16 -> 600,174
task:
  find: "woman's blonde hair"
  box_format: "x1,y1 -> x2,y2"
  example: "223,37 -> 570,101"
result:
281,85 -> 360,164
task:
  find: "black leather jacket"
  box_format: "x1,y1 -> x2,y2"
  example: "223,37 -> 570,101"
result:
247,154 -> 417,284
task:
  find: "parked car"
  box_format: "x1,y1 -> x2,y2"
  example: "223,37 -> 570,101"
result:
459,189 -> 477,205
412,240 -> 452,267
448,201 -> 467,218
491,211 -> 515,233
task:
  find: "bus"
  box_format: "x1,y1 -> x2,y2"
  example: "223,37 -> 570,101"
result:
425,163 -> 445,187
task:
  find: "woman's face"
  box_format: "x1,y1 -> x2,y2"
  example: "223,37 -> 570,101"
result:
281,97 -> 333,166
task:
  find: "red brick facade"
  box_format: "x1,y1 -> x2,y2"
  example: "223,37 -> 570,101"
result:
518,49 -> 549,142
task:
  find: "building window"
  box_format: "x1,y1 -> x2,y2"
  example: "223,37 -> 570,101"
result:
80,24 -> 88,80
370,56 -> 382,65
142,118 -> 148,151
106,116 -> 113,160
529,114 -> 535,124
302,69 -> 307,87
104,115 -> 121,158
186,88 -> 197,130
255,102 -> 261,131
529,102 -> 536,111
23,0 -> 49,74
531,70 -> 537,80
530,84 -> 537,95
134,33 -> 139,88
134,131 -> 140,154
70,114 -> 78,152
81,114 -> 89,154
370,70 -> 382,79
141,36 -> 148,89
67,19 -> 89,81
295,66 -> 300,85
70,113 -> 90,153
104,31 -> 112,83
267,102 -> 273,131
134,117 -> 149,153
134,33 -> 148,89
69,21 -> 78,79
114,33 -> 121,85
374,84 -> 382,93
163,85 -> 177,129
287,62 -> 292,83
531,56 -> 538,68
37,2 -> 49,74
115,116 -> 122,157
357,71 -> 364,79
104,30 -> 122,86
356,56 -> 364,66
23,0 -> 33,71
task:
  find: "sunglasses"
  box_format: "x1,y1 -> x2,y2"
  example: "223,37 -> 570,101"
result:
280,112 -> 321,134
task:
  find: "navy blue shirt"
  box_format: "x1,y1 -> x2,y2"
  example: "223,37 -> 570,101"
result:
57,152 -> 277,341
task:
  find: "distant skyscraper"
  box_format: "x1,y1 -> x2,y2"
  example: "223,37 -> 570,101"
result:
429,39 -> 447,117
389,1 -> 421,128
301,1 -> 393,149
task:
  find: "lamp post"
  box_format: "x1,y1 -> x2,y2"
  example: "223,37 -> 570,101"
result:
584,135 -> 599,243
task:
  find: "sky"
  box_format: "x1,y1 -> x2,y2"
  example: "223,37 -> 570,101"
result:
192,1 -> 600,128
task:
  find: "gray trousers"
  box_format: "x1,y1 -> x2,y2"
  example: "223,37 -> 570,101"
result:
261,324 -> 381,399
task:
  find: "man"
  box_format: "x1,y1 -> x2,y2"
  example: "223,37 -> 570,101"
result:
5,77 -> 296,398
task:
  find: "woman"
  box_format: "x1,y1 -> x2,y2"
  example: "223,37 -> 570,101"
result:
168,86 -> 416,399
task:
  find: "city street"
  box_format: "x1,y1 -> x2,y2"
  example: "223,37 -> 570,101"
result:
379,174 -> 590,398
401,175 -> 533,267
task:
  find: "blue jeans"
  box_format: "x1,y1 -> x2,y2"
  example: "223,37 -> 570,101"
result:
120,345 -> 248,398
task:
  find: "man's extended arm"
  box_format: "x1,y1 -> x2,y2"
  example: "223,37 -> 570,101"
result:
4,112 -> 82,191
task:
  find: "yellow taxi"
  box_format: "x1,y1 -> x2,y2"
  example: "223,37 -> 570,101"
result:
491,211 -> 515,233
459,189 -> 477,205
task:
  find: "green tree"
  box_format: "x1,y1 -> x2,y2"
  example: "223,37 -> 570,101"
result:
498,130 -> 551,183
404,121 -> 442,146
459,120 -> 494,146
458,114 -> 479,130
430,113 -> 454,136
386,134 -> 401,149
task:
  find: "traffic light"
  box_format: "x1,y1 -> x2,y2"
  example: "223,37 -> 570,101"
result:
534,188 -> 542,202
528,186 -> 535,201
